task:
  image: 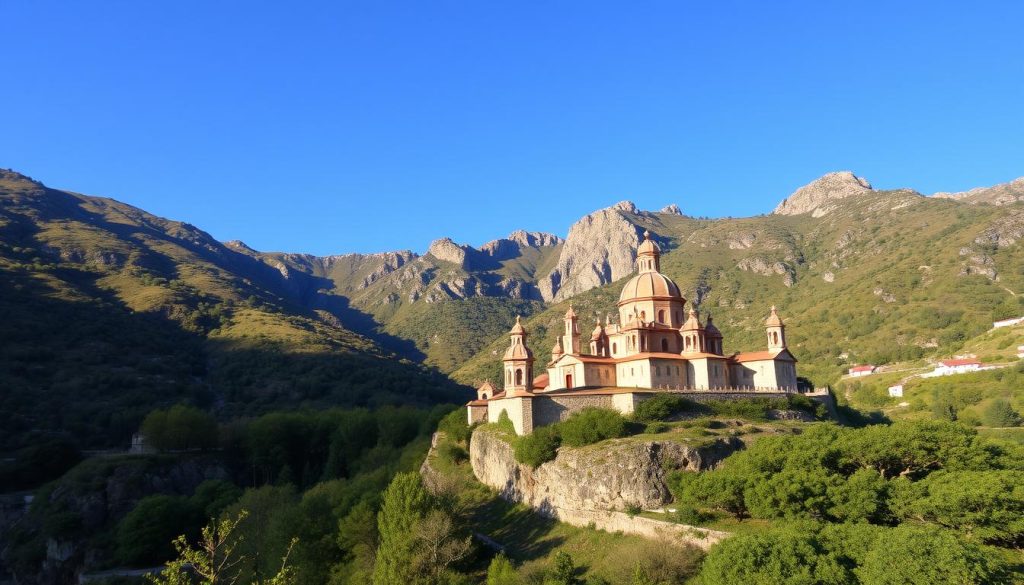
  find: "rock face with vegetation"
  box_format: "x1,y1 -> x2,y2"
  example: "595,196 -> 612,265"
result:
934,176 -> 1024,206
772,171 -> 875,217
469,427 -> 742,513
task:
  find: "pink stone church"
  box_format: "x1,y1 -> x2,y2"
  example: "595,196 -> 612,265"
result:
468,231 -> 800,435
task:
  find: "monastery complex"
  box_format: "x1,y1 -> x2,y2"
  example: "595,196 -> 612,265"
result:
468,231 -> 801,435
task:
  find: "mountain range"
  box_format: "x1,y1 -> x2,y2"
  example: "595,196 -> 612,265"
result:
2,168 -> 1023,447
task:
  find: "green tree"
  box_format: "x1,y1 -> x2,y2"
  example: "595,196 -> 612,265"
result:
982,399 -> 1022,427
545,551 -> 579,585
827,468 -> 890,523
890,470 -> 1024,546
487,554 -> 521,585
857,525 -> 1007,584
696,526 -> 852,585
142,404 -> 218,451
373,472 -> 433,585
117,495 -> 198,566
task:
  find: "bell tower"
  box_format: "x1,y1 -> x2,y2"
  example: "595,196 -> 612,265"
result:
503,316 -> 534,396
562,305 -> 580,355
765,306 -> 786,350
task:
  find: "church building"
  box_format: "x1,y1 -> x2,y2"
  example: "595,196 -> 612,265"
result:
467,231 -> 799,435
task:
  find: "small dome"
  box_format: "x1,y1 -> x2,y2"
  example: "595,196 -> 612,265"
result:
618,271 -> 682,303
504,343 -> 533,360
564,305 -> 577,319
590,321 -> 604,340
681,308 -> 703,332
637,230 -> 660,256
705,315 -> 723,338
765,305 -> 784,327
510,315 -> 526,334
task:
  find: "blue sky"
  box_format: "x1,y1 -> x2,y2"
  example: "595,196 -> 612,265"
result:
4,2 -> 1023,255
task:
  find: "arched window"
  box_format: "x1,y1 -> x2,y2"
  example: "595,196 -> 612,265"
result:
482,393 -> 488,400
685,337 -> 691,349
661,338 -> 668,352
515,369 -> 523,386
658,310 -> 665,323
772,332 -> 779,345
612,342 -> 618,354
640,311 -> 646,321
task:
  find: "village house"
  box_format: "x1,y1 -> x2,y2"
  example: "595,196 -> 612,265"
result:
847,365 -> 877,377
467,231 -> 801,435
922,358 -> 983,378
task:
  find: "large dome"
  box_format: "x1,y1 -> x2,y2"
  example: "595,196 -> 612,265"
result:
618,271 -> 682,303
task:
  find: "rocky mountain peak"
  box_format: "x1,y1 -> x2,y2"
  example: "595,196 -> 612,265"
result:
611,200 -> 639,214
506,230 -> 563,248
224,240 -> 257,254
0,168 -> 44,187
933,176 -> 1024,206
427,237 -> 471,267
660,204 -> 683,216
773,171 -> 873,217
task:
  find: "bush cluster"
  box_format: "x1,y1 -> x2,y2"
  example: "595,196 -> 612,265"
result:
512,408 -> 629,467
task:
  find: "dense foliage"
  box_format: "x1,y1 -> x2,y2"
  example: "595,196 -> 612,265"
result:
696,522 -> 1009,585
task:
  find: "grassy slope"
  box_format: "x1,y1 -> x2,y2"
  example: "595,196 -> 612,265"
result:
0,172 -> 468,450
455,192 -> 1024,388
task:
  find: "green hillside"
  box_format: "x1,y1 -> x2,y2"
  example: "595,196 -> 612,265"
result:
0,171 -> 468,450
455,191 -> 1024,388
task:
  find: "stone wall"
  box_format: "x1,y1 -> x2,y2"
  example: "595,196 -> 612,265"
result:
468,428 -> 739,550
533,394 -> 614,427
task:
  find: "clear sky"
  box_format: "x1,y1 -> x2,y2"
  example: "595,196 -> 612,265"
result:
3,2 -> 1023,255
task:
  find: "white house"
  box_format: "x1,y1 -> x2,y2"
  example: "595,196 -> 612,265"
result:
847,365 -> 877,377
993,316 -> 1024,329
923,358 -> 982,378
888,384 -> 904,397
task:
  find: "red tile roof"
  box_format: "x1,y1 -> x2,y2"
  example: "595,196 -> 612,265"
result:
849,365 -> 876,372
940,359 -> 980,367
533,373 -> 549,389
730,349 -> 784,363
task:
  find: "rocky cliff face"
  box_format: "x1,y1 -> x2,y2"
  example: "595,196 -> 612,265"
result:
539,201 -> 651,302
469,428 -> 742,514
934,176 -> 1024,206
773,171 -> 875,217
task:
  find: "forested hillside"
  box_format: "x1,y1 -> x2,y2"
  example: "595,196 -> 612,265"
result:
0,170 -> 467,450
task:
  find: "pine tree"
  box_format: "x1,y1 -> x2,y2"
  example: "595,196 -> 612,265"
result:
486,554 -> 521,585
372,472 -> 433,585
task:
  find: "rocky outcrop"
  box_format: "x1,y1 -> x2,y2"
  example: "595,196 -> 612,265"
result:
659,204 -> 683,216
934,176 -> 1024,206
427,237 -> 473,268
539,201 -> 654,301
470,428 -> 739,514
469,429 -> 734,549
974,210 -> 1024,249
736,256 -> 797,287
479,231 -> 562,261
773,171 -> 874,217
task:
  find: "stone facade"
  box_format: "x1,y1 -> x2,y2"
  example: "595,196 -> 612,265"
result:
467,230 -> 802,435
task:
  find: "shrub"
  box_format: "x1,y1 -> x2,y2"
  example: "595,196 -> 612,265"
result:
116,495 -> 198,566
633,394 -> 694,422
438,408 -> 472,444
559,408 -> 627,447
514,426 -> 561,468
438,442 -> 468,465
